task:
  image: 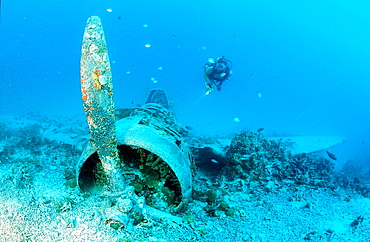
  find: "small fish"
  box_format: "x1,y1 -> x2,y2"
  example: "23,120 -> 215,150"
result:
257,128 -> 264,132
211,159 -> 218,164
185,126 -> 193,130
118,16 -> 122,20
150,77 -> 158,83
233,117 -> 240,123
326,151 -> 337,160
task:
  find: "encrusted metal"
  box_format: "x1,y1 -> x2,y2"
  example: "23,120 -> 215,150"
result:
77,17 -> 192,211
80,16 -> 124,193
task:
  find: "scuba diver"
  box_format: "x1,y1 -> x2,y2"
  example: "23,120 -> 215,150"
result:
203,56 -> 233,95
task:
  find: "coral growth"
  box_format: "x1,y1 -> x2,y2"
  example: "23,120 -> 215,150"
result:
224,131 -> 335,189
221,130 -> 370,197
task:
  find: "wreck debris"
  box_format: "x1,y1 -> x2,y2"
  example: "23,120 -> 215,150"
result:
80,16 -> 126,194
78,16 -> 192,215
113,90 -> 193,211
77,86 -> 192,211
104,186 -> 145,229
77,15 -> 192,227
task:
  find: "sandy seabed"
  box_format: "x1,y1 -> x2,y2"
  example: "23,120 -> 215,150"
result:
0,114 -> 369,242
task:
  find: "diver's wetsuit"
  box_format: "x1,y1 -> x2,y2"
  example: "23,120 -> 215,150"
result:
204,57 -> 233,93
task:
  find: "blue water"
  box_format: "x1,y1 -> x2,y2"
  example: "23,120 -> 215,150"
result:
1,1 -> 369,166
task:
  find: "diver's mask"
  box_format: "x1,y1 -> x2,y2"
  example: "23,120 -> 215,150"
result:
215,63 -> 226,72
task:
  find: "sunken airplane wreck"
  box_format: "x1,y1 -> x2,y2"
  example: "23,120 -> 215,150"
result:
78,16 -> 192,225
76,16 -> 345,227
